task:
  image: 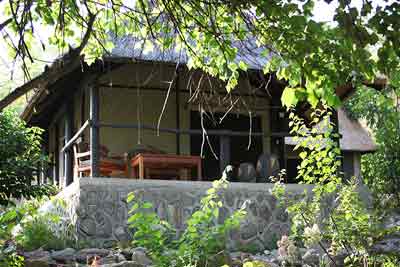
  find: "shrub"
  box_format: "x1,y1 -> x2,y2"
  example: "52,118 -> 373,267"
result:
0,110 -> 52,206
344,86 -> 400,209
0,252 -> 24,267
127,178 -> 247,267
272,106 -> 400,266
0,196 -> 78,252
14,198 -> 79,251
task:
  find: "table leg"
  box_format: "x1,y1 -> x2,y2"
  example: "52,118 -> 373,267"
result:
139,158 -> 144,179
125,164 -> 129,178
131,165 -> 137,179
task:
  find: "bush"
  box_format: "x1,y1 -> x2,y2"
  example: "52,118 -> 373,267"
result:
1,197 -> 78,253
0,110 -> 52,206
272,106 -> 400,266
15,198 -> 79,251
127,178 -> 247,267
0,252 -> 23,267
344,85 -> 400,208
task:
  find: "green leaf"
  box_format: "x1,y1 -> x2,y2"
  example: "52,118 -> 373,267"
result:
238,61 -> 248,71
126,193 -> 135,203
281,88 -> 297,108
142,202 -> 153,209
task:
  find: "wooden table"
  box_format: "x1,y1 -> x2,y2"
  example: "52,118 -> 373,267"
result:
129,153 -> 202,180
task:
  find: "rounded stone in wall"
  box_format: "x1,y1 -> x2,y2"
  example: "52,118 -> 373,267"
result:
224,191 -> 235,207
241,191 -> 251,199
244,238 -> 266,253
115,203 -> 128,222
156,202 -> 168,220
114,225 -> 130,241
78,216 -> 97,237
264,195 -> 276,208
232,192 -> 242,205
229,228 -> 241,241
248,201 -> 258,217
168,203 -> 184,229
94,211 -> 113,238
240,222 -> 259,240
265,222 -> 290,238
236,198 -> 245,210
164,191 -> 181,204
182,207 -> 194,222
256,194 -> 265,203
103,201 -> 115,217
132,190 -> 145,200
274,207 -> 289,222
181,195 -> 195,206
259,228 -> 280,249
258,204 -> 273,222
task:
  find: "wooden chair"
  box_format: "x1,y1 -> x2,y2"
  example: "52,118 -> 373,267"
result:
73,139 -> 125,177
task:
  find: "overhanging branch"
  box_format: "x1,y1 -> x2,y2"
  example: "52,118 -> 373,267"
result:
0,17 -> 12,31
0,12 -> 96,112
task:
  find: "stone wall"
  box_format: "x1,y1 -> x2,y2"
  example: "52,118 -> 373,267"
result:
55,178 -> 310,250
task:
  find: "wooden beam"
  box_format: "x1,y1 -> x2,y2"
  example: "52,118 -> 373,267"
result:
335,78 -> 388,101
89,85 -> 100,177
97,121 -> 269,136
54,124 -> 60,186
42,130 -> 49,184
61,120 -> 90,152
0,55 -> 84,113
97,83 -> 271,99
81,88 -> 86,129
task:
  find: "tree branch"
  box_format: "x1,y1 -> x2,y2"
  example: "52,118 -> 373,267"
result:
0,17 -> 12,32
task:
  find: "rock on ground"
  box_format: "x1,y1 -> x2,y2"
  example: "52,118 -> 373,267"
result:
50,247 -> 76,262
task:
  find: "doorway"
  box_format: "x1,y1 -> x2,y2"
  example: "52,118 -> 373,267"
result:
190,111 -> 263,180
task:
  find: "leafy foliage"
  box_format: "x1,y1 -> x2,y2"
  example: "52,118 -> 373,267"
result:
127,178 -> 247,267
1,197 -> 80,253
127,194 -> 173,262
272,105 -> 399,266
15,213 -> 67,251
0,1 -> 399,109
0,252 -> 24,267
0,110 -> 52,206
344,84 -> 400,208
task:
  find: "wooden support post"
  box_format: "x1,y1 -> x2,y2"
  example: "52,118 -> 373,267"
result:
42,135 -> 49,184
64,98 -> 74,185
54,124 -> 60,186
281,136 -> 287,172
220,135 -> 231,173
90,85 -> 100,177
272,137 -> 286,173
270,102 -> 287,174
81,88 -> 86,129
175,67 -> 181,155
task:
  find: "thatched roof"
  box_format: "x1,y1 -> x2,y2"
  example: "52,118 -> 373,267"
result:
285,108 -> 376,153
0,35 -> 386,125
110,36 -> 270,70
